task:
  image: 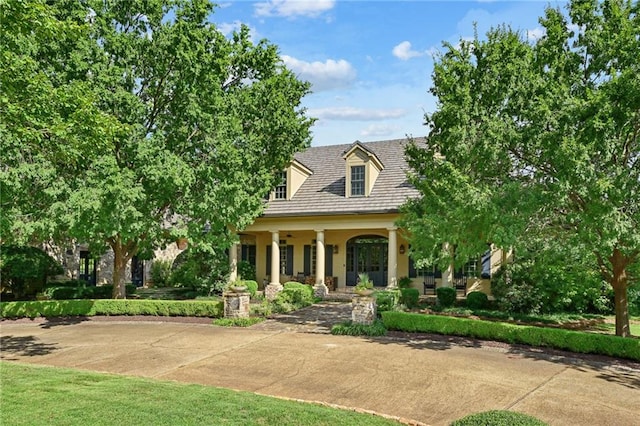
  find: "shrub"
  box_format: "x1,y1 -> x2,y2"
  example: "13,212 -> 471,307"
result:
0,299 -> 223,319
400,288 -> 420,308
451,410 -> 547,426
242,280 -> 258,298
436,287 -> 456,307
0,245 -> 63,299
43,283 -> 135,300
270,282 -> 314,313
212,317 -> 264,327
331,320 -> 387,336
375,289 -> 400,313
237,260 -> 256,281
381,311 -> 640,361
169,248 -> 229,296
150,260 -> 172,287
466,291 -> 489,310
398,276 -> 412,289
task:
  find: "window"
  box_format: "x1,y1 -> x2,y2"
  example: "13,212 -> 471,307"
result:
79,250 -> 97,285
279,240 -> 288,274
275,171 -> 287,199
351,165 -> 365,196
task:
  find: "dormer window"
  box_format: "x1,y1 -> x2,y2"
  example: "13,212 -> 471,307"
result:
274,171 -> 287,199
343,141 -> 384,198
350,165 -> 365,196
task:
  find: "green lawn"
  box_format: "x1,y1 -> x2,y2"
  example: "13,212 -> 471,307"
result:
1,362 -> 398,426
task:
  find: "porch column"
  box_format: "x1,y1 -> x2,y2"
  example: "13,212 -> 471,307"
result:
229,242 -> 238,282
441,242 -> 453,287
313,229 -> 329,298
387,227 -> 398,288
315,230 -> 325,285
270,231 -> 280,285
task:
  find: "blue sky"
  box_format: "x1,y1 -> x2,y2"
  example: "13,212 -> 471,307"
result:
211,1 -> 566,146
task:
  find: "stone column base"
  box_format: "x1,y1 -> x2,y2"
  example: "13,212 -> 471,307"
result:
223,292 -> 250,318
265,283 -> 284,301
313,283 -> 329,299
351,295 -> 377,325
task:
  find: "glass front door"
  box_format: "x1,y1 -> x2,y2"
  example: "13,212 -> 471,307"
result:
346,236 -> 388,286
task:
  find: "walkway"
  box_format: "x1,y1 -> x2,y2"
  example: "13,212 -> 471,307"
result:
2,307 -> 639,425
251,301 -> 352,333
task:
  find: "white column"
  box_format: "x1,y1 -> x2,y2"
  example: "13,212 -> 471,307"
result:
387,227 -> 398,288
229,242 -> 238,282
270,231 -> 280,285
441,242 -> 453,287
315,230 -> 325,285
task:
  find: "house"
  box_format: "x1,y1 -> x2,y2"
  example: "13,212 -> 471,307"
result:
229,138 -> 502,295
48,138 -> 501,296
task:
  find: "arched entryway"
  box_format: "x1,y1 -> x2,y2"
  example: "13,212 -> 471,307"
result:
346,235 -> 388,287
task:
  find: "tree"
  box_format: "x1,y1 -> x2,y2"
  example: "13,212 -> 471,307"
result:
402,0 -> 639,336
1,0 -> 314,298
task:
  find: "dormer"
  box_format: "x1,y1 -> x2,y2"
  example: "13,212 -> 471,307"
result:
343,141 -> 384,198
270,159 -> 313,201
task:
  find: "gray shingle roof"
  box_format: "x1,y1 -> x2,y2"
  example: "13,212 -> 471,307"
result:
263,138 -> 423,217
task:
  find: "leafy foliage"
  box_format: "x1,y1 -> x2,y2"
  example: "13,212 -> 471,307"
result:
465,291 -> 489,310
212,317 -> 264,327
150,260 -> 173,288
241,280 -> 259,298
0,245 -> 63,299
169,248 -> 229,296
436,287 -> 456,308
237,260 -> 256,281
374,289 -> 401,313
271,282 -> 314,313
451,410 -> 547,426
1,0 -> 313,298
400,288 -> 420,309
402,0 -> 640,336
331,320 -> 387,336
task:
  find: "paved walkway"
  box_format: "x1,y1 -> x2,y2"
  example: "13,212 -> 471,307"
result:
2,304 -> 639,425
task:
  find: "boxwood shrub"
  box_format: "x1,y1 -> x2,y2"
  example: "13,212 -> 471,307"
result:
400,288 -> 420,308
381,311 -> 640,361
436,286 -> 456,307
0,299 -> 223,319
375,289 -> 401,313
466,291 -> 489,310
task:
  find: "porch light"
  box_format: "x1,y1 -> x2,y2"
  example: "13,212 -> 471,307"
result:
399,244 -> 406,255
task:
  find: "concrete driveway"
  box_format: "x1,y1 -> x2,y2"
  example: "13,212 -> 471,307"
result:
1,316 -> 639,426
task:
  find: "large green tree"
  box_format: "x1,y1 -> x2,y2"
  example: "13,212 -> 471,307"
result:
402,0 -> 639,336
1,0 -> 313,298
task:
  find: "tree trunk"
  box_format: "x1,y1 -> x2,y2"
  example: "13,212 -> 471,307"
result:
610,248 -> 630,337
112,243 -> 127,299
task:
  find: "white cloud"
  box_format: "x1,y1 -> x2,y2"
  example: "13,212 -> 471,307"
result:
527,27 -> 545,41
282,55 -> 356,91
392,41 -> 425,61
217,21 -> 258,41
255,0 -> 335,18
360,123 -> 399,138
309,107 -> 407,121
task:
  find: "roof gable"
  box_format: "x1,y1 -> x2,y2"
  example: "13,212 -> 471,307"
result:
263,138 -> 424,217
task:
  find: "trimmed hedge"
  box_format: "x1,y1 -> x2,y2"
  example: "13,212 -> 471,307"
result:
0,299 -> 223,319
382,311 -> 640,361
375,289 -> 400,313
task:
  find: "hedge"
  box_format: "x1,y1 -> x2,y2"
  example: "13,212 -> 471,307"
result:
0,299 -> 223,319
382,311 -> 640,361
451,410 -> 547,426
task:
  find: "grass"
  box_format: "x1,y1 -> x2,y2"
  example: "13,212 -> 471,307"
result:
1,362 -> 400,426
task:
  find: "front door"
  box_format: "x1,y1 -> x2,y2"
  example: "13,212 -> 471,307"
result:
346,236 -> 388,286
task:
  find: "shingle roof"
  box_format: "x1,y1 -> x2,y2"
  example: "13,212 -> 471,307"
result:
263,138 -> 423,217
